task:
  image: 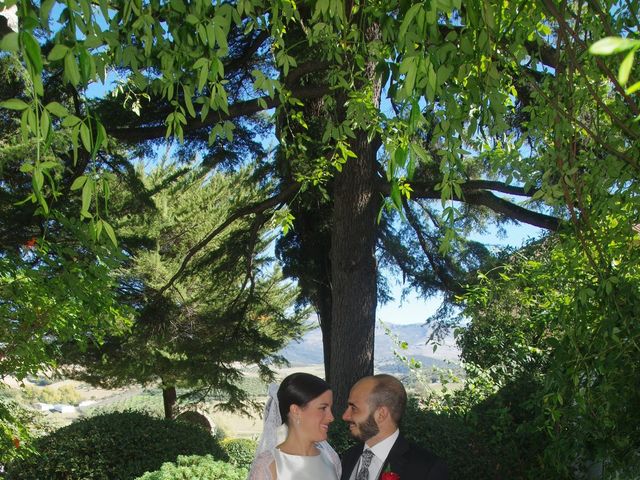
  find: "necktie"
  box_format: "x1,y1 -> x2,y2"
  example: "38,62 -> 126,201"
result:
356,449 -> 374,480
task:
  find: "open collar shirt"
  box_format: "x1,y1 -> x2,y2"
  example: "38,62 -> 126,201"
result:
349,429 -> 400,480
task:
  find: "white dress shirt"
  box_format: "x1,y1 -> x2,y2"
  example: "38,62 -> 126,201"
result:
350,429 -> 400,480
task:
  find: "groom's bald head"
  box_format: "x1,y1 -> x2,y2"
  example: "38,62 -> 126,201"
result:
367,374 -> 407,425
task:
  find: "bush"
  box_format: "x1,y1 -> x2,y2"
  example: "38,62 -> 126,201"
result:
330,396 -> 506,480
220,438 -> 256,469
327,418 -> 356,455
400,397 -> 498,480
134,454 -> 247,480
6,410 -> 227,480
0,398 -> 35,469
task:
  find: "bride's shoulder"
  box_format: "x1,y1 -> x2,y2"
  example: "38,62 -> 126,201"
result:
316,440 -> 337,452
248,450 -> 277,480
254,449 -> 276,463
316,441 -> 340,460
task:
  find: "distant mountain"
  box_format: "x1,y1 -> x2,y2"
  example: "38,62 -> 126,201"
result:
279,322 -> 460,372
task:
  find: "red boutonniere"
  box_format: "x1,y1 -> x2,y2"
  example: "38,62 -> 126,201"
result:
380,464 -> 400,480
24,237 -> 37,250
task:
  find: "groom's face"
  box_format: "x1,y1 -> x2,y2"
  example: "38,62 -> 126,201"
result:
342,379 -> 380,442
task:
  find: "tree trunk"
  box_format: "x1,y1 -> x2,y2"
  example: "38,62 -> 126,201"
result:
316,293 -> 333,381
329,129 -> 380,413
162,385 -> 177,420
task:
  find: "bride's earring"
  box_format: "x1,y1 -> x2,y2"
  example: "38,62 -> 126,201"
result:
295,416 -> 301,426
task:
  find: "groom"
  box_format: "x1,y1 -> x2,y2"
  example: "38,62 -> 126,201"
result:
340,374 -> 448,480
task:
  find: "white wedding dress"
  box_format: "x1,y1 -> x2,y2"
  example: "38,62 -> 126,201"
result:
248,441 -> 341,480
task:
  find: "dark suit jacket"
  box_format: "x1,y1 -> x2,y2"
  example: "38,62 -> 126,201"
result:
340,433 -> 448,480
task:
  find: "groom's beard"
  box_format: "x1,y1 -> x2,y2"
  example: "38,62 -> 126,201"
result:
350,412 -> 380,442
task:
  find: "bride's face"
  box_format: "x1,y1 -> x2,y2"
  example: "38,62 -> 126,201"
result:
296,389 -> 334,442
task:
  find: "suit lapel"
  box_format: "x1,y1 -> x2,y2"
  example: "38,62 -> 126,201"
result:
378,435 -> 410,480
342,444 -> 364,480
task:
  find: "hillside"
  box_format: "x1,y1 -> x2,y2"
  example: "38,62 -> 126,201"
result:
279,322 -> 460,371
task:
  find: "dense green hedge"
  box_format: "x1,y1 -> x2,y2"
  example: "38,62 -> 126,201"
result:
329,396 -> 532,480
220,438 -> 256,469
134,455 -> 247,480
6,411 -> 227,480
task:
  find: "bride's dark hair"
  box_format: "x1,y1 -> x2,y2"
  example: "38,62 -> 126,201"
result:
277,372 -> 331,425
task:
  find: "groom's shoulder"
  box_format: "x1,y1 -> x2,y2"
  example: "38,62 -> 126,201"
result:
404,440 -> 441,463
342,442 -> 362,454
340,442 -> 363,459
399,438 -> 448,478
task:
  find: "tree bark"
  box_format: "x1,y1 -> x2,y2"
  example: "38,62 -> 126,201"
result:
162,385 -> 177,420
330,129 -> 381,413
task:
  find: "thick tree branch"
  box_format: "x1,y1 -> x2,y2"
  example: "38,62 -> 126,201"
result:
379,179 -> 561,231
284,60 -> 331,86
225,30 -> 270,74
463,190 -> 560,230
462,180 -> 537,196
157,182 -> 300,295
108,85 -> 330,142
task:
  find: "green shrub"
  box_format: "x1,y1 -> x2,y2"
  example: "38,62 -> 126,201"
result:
330,397 -> 501,480
327,418 -> 356,455
0,398 -> 35,468
400,397 -> 497,480
134,454 -> 247,480
6,410 -> 227,480
220,438 -> 256,469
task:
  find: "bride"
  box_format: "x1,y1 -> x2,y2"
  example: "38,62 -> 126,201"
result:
248,372 -> 341,480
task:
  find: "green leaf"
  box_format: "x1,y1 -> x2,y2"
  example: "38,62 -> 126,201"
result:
399,4 -> 422,41
183,84 -> 196,118
39,161 -> 58,169
32,167 -> 44,192
45,101 -> 69,117
214,24 -> 228,52
626,80 -> 640,94
394,146 -> 408,169
186,14 -> 200,25
70,175 -> 88,191
81,178 -> 94,215
48,44 -> 70,62
102,220 -> 118,247
80,122 -> 92,153
91,122 -> 105,158
170,0 -> 186,13
390,182 -> 402,209
64,51 -> 81,86
21,31 -> 44,74
0,32 -> 19,52
589,37 -> 640,55
198,63 -> 209,92
40,109 -> 50,139
40,0 -> 55,27
19,162 -> 34,173
619,49 -> 635,86
0,98 -> 29,111
62,114 -> 81,127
